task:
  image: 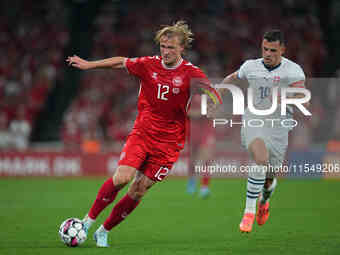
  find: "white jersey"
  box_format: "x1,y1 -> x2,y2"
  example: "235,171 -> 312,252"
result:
239,57 -> 306,167
238,57 -> 305,125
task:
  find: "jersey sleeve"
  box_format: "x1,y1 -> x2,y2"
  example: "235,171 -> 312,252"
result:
190,67 -> 222,105
237,60 -> 249,80
124,57 -> 149,78
288,64 -> 306,88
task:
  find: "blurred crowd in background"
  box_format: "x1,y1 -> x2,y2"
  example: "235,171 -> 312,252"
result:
0,0 -> 338,154
0,1 -> 68,150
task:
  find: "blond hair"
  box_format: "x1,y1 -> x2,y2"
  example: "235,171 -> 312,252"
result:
154,20 -> 194,49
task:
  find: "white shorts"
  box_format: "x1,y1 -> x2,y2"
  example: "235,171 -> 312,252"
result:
241,125 -> 288,170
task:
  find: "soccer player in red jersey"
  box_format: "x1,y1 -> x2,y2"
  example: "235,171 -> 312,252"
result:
66,21 -> 221,247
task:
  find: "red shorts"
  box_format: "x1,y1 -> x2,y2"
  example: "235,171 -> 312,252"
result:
118,134 -> 181,182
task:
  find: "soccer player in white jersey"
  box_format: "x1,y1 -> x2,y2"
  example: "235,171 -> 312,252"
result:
218,30 -> 307,232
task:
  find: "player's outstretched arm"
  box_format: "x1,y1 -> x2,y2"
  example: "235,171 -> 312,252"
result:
66,55 -> 126,70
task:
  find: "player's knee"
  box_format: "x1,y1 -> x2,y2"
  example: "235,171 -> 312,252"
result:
128,183 -> 146,200
113,174 -> 131,187
252,152 -> 269,166
133,189 -> 146,200
128,176 -> 154,200
254,157 -> 268,166
249,139 -> 269,166
113,166 -> 136,187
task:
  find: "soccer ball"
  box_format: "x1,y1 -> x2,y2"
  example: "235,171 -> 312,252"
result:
58,218 -> 87,247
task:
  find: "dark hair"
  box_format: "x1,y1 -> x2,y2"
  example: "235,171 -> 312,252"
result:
263,30 -> 285,45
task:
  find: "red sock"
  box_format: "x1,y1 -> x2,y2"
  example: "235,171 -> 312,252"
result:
103,194 -> 140,231
88,178 -> 120,219
201,175 -> 210,187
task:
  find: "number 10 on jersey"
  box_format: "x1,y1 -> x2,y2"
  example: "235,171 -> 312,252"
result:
157,84 -> 169,101
259,86 -> 270,99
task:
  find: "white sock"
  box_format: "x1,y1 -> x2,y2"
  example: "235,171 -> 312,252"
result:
98,224 -> 109,233
260,178 -> 277,204
244,165 -> 266,214
244,177 -> 265,214
83,214 -> 95,229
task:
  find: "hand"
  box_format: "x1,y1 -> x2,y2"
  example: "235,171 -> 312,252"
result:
66,55 -> 92,70
207,100 -> 218,119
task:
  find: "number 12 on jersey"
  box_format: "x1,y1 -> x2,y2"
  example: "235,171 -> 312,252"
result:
157,84 -> 169,101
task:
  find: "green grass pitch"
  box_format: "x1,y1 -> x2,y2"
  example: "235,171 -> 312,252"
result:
1,177 -> 340,255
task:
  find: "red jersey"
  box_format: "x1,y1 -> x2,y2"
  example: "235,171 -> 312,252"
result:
124,56 -> 220,148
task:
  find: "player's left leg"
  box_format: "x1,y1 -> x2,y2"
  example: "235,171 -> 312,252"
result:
257,177 -> 277,225
261,177 -> 277,202
94,171 -> 156,247
256,137 -> 285,226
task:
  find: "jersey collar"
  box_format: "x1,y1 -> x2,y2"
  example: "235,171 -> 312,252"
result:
161,57 -> 183,70
262,60 -> 281,72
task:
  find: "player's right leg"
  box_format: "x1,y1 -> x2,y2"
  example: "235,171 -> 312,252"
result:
240,138 -> 268,233
94,170 -> 155,247
82,165 -> 136,233
84,133 -> 147,235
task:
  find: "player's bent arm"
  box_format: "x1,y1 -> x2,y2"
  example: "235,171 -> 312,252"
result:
222,71 -> 240,84
288,80 -> 310,108
288,92 -> 310,108
206,71 -> 239,118
66,55 -> 126,70
218,71 -> 241,96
